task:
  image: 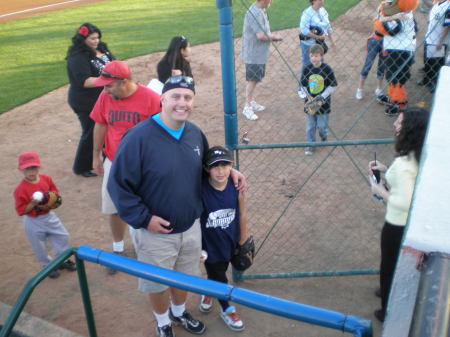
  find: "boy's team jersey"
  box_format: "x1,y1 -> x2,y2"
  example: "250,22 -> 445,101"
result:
14,174 -> 58,217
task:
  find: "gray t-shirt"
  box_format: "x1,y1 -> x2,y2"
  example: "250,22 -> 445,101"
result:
241,2 -> 271,64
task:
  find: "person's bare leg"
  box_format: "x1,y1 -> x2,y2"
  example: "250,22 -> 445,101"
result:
358,75 -> 366,91
245,81 -> 257,106
170,287 -> 188,306
376,78 -> 383,91
149,290 -> 171,314
110,213 -> 127,250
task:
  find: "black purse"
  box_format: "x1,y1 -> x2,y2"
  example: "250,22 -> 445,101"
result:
315,38 -> 329,54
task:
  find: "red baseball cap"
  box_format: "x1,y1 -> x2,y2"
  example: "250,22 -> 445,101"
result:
94,60 -> 131,87
18,151 -> 41,170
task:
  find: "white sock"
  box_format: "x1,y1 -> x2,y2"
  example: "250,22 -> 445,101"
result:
112,240 -> 124,252
153,310 -> 171,328
170,302 -> 186,317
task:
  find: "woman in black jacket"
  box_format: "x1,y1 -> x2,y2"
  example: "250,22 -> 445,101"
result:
157,36 -> 193,83
66,23 -> 114,177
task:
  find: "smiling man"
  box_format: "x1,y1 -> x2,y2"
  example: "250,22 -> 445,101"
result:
107,76 -> 246,337
107,76 -> 206,337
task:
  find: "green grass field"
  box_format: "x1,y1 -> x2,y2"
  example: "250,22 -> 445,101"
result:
0,0 -> 359,114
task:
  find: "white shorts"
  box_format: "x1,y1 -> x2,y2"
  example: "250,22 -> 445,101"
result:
136,219 -> 202,293
101,157 -> 118,214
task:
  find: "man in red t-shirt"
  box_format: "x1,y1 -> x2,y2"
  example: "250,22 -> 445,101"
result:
90,60 -> 160,274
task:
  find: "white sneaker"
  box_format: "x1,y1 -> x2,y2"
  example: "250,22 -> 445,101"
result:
220,306 -> 244,332
305,147 -> 313,156
374,88 -> 383,97
250,101 -> 265,112
242,106 -> 258,120
199,295 -> 213,313
355,88 -> 363,100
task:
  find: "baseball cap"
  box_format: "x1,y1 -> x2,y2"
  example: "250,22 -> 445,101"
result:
204,146 -> 233,167
94,61 -> 131,87
18,151 -> 41,170
162,75 -> 195,94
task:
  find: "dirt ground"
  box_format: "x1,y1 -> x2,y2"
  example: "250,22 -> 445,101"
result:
0,1 -> 433,336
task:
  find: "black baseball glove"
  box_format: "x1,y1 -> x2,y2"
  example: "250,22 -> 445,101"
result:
231,236 -> 255,271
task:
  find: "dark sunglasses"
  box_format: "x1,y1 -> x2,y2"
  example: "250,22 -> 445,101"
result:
100,70 -> 124,80
166,75 -> 194,85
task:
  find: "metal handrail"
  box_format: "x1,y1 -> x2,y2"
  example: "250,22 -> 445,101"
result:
0,245 -> 373,337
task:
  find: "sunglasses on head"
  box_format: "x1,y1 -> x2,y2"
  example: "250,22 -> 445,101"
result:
100,70 -> 124,80
166,75 -> 194,85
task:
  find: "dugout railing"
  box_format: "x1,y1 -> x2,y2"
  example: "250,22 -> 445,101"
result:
0,245 -> 373,337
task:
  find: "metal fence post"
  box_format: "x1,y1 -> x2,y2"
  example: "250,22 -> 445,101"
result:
75,255 -> 98,337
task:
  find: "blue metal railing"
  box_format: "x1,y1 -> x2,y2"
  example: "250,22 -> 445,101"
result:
0,245 -> 373,337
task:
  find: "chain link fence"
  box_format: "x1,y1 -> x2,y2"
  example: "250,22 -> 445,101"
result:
222,0 -> 438,279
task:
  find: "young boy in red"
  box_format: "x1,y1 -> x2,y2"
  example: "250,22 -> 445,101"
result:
13,152 -> 76,279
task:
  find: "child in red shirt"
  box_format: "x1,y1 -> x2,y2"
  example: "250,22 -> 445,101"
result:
13,152 -> 76,278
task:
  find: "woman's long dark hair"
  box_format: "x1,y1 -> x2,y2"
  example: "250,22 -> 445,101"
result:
66,23 -> 109,59
161,36 -> 192,75
395,107 -> 430,163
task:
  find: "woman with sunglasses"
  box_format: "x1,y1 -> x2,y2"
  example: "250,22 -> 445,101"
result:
157,36 -> 193,84
368,107 -> 430,322
66,23 -> 114,178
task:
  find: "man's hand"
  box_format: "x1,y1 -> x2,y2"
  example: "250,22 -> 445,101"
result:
147,215 -> 173,234
230,168 -> 247,192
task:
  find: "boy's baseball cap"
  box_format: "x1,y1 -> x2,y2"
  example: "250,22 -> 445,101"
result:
162,75 -> 195,94
94,61 -> 131,87
204,146 -> 233,167
18,152 -> 41,170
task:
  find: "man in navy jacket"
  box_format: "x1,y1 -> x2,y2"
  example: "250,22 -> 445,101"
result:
108,76 -> 245,337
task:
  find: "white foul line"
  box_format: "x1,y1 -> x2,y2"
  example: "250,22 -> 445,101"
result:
0,0 -> 83,18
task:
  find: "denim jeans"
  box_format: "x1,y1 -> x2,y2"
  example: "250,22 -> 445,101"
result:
306,113 -> 329,142
360,37 -> 385,80
300,40 -> 314,71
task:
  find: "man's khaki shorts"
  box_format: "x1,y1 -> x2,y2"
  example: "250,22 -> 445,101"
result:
101,157 -> 117,214
136,219 -> 201,293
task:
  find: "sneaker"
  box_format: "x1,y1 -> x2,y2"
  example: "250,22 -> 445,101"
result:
374,288 -> 381,298
374,309 -> 385,322
48,270 -> 60,279
374,88 -> 383,97
385,105 -> 399,116
305,147 -> 313,156
59,259 -> 77,271
355,88 -> 363,100
377,94 -> 391,106
220,306 -> 244,332
106,251 -> 124,275
250,101 -> 265,112
169,309 -> 206,335
242,106 -> 258,121
156,324 -> 175,337
199,295 -> 213,313
321,137 -> 327,142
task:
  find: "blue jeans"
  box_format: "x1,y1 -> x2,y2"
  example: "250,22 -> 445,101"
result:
306,114 -> 329,142
300,40 -> 314,71
360,37 -> 385,80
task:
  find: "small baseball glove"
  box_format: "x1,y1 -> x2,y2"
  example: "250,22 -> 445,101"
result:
36,191 -> 63,211
231,235 -> 255,271
305,95 -> 325,115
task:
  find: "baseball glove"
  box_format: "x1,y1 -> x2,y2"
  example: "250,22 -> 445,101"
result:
231,235 -> 255,271
304,95 -> 325,115
36,191 -> 62,211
